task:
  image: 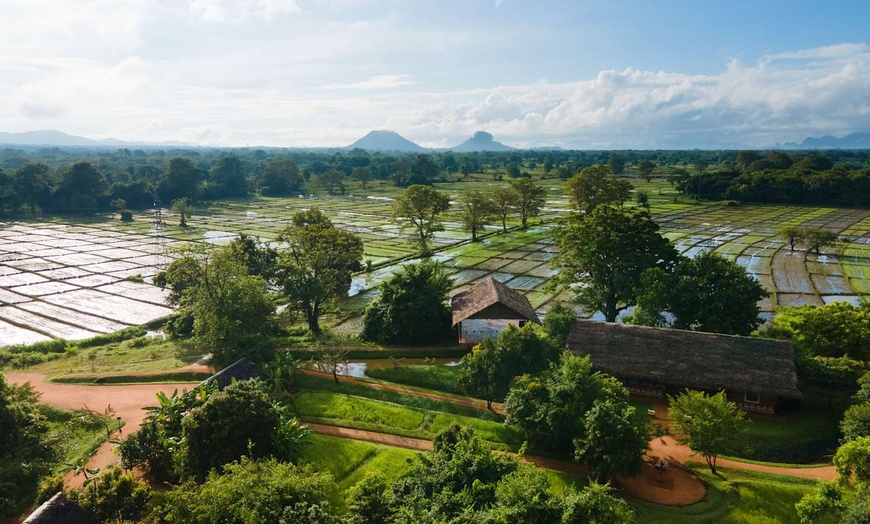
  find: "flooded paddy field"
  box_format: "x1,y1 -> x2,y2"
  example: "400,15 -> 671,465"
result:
2,177 -> 868,346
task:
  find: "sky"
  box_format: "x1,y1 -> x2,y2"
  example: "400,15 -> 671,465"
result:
1,0 -> 868,149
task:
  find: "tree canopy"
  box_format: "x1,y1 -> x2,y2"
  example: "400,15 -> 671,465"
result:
552,206 -> 677,322
630,251 -> 769,335
391,184 -> 451,255
565,164 -> 634,214
362,260 -> 453,345
668,389 -> 749,474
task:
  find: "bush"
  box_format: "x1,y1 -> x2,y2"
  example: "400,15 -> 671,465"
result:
70,467 -> 151,522
120,209 -> 134,222
74,327 -> 147,349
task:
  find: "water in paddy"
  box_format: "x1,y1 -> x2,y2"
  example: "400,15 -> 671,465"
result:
303,358 -> 460,378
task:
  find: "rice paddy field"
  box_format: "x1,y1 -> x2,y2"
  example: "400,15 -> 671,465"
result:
1,175 -> 868,345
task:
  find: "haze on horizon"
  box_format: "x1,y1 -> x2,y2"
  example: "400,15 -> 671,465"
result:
2,0 -> 868,149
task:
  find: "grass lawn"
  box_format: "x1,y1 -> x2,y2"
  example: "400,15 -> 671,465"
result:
366,364 -> 464,396
632,465 -> 839,524
293,391 -> 523,449
42,406 -> 124,474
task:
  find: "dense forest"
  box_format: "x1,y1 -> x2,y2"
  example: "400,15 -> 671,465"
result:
0,147 -> 869,215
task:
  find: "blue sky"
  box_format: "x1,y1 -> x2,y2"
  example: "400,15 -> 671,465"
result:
1,0 -> 868,148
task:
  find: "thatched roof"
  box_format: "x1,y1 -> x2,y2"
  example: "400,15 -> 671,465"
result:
23,492 -> 95,524
202,357 -> 260,390
567,320 -> 802,399
451,277 -> 541,326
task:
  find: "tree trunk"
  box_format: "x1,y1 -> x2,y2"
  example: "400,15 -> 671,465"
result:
501,216 -> 507,232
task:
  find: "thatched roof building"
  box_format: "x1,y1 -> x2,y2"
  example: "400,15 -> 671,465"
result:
201,357 -> 260,390
23,492 -> 95,524
451,278 -> 541,345
452,277 -> 540,326
567,319 -> 801,413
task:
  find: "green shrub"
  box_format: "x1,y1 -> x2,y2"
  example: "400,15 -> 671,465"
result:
74,327 -> 147,349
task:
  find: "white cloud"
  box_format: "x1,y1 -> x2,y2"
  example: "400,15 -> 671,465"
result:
188,0 -> 302,22
321,74 -> 416,90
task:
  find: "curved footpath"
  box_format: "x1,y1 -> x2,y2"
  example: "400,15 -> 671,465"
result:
6,369 -> 836,502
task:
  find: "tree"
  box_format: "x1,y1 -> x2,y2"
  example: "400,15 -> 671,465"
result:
668,390 -> 750,474
346,474 -> 393,524
542,302 -> 576,347
69,466 -> 151,523
391,184 -> 451,255
489,186 -> 519,232
352,166 -> 372,189
565,164 -> 634,213
574,398 -> 648,481
561,482 -> 636,524
637,160 -> 656,182
159,157 -> 203,202
180,381 -> 286,480
834,435 -> 870,485
636,190 -> 650,209
842,403 -> 870,441
409,154 -> 438,185
607,155 -> 626,175
163,457 -> 337,524
276,208 -> 363,335
802,228 -> 840,254
0,167 -> 17,214
458,190 -> 495,241
767,301 -> 870,360
362,260 -> 453,345
779,226 -> 804,251
209,156 -> 248,197
260,157 -> 303,196
630,251 -> 769,335
226,233 -> 278,281
0,373 -> 58,521
460,325 -> 559,409
54,161 -> 109,212
509,178 -> 547,228
552,206 -> 677,322
13,162 -> 50,213
171,197 -> 193,227
317,170 -> 344,195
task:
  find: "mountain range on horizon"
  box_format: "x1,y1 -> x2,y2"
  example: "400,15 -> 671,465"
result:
1,129 -> 869,151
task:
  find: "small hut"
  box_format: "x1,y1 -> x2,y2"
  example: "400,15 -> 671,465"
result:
23,492 -> 95,524
566,319 -> 802,414
451,277 -> 540,345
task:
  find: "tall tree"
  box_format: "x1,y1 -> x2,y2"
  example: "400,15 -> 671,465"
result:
260,157 -> 303,196
552,206 -> 677,322
352,166 -> 372,189
630,251 -> 769,335
636,160 -> 657,182
489,186 -> 520,232
276,208 -> 363,335
409,154 -> 438,185
170,197 -> 193,227
509,178 -> 547,228
565,164 -> 634,213
458,190 -> 495,241
668,390 -> 749,474
209,156 -> 248,197
574,398 -> 648,481
158,157 -> 203,202
0,167 -> 16,214
54,161 -> 109,212
392,184 -> 451,255
362,261 -> 453,345
13,162 -> 50,213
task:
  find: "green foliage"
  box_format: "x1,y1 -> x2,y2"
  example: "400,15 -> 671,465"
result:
489,185 -> 520,232
70,466 -> 152,523
161,457 -> 338,524
834,435 -> 870,484
668,389 -> 750,473
459,324 -> 559,408
171,197 -> 193,226
260,157 -> 303,196
0,373 -> 58,521
458,189 -> 496,241
180,380 -> 292,480
802,227 -> 840,254
345,473 -> 393,524
391,184 -> 451,255
509,178 -> 547,228
542,301 -> 576,347
842,402 -> 870,441
575,398 -> 649,481
630,251 -> 769,335
365,364 -> 463,396
209,155 -> 248,197
768,301 -> 870,361
795,481 -> 844,523
779,225 -> 804,250
562,481 -> 636,524
276,208 -> 364,334
362,260 -> 453,345
552,206 -> 677,322
565,164 -> 633,213
504,353 -> 632,454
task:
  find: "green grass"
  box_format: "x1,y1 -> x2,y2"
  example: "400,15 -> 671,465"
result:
295,373 -> 501,421
50,370 -> 211,384
298,434 -> 417,510
42,406 -> 124,474
293,391 -> 523,449
366,364 -> 464,396
632,465 -> 838,524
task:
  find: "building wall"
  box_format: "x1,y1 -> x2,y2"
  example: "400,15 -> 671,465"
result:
459,319 -> 525,345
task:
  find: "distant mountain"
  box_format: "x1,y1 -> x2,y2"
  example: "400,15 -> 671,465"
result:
450,131 -> 514,152
347,130 -> 426,152
0,130 -> 102,146
0,130 -> 195,148
779,132 -> 870,150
